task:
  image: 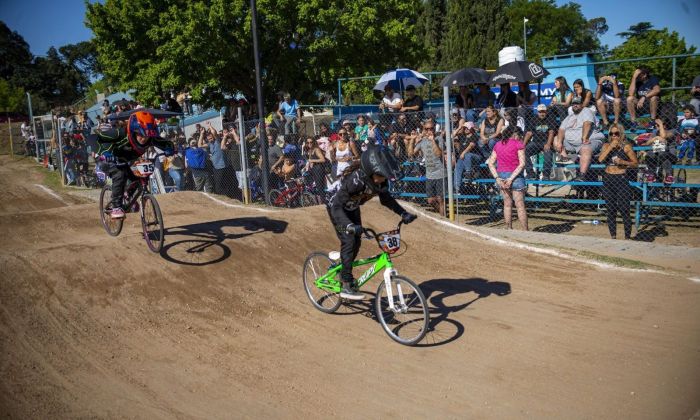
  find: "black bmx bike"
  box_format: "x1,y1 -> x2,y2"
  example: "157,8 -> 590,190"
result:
99,158 -> 165,252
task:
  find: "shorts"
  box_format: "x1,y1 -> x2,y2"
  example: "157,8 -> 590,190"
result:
564,138 -> 603,154
497,171 -> 526,191
425,177 -> 446,198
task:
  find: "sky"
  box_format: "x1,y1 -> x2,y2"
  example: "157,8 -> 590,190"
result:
0,0 -> 698,56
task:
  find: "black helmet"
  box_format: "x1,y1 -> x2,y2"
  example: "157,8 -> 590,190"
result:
360,145 -> 402,183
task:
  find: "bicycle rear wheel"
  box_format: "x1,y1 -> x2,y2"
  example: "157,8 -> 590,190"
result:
99,184 -> 123,237
303,252 -> 342,314
375,275 -> 429,346
300,191 -> 317,207
141,194 -> 165,252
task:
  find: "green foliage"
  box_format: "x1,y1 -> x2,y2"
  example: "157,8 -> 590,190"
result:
86,0 -> 424,110
0,79 -> 25,112
417,0 -> 446,71
616,22 -> 653,40
506,0 -> 604,63
608,27 -> 699,93
59,40 -> 102,79
440,0 -> 509,70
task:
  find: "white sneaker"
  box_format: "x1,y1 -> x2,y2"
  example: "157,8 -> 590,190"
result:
340,285 -> 365,300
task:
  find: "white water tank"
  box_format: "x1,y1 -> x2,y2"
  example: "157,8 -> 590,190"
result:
498,46 -> 525,66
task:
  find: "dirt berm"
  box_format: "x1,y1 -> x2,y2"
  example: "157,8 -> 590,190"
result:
0,157 -> 698,419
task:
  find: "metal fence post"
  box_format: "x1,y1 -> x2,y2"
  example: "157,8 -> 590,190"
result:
672,57 -> 677,103
7,117 -> 14,158
443,85 -> 454,221
56,116 -> 65,186
237,107 -> 250,204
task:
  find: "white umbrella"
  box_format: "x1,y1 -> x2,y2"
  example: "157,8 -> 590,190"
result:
373,68 -> 429,92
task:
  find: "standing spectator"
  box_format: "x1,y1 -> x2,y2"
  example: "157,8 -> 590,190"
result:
690,75 -> 700,115
354,114 -> 369,146
200,122 -> 228,195
554,96 -> 605,180
278,93 -> 302,135
62,135 -> 77,185
550,76 -> 573,120
598,124 -> 638,239
101,99 -> 110,116
333,128 -> 360,178
365,115 -> 384,146
453,121 -> 486,189
455,85 -> 475,121
265,130 -> 283,189
487,125 -> 528,230
524,104 -> 556,180
185,139 -> 211,192
497,83 -> 517,109
303,137 -> 327,196
480,105 -> 504,151
627,66 -> 661,127
408,120 -> 446,217
515,82 -> 535,107
595,74 -> 624,126
222,127 -> 243,199
401,85 -> 424,126
167,143 -> 186,191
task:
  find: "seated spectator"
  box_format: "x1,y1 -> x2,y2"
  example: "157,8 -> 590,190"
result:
487,125 -> 528,231
554,96 -> 605,180
265,130 -> 283,189
453,121 -> 488,190
379,85 -> 402,127
302,137 -> 327,195
524,104 -> 556,180
497,83 -> 517,109
627,66 -> 661,127
278,93 -> 302,135
455,85 -> 475,121
595,73 -> 624,126
598,124 -> 638,239
473,83 -> 496,111
480,105 -> 504,151
677,105 -> 698,163
516,81 -> 536,107
274,154 -> 300,184
401,85 -> 424,126
365,115 -> 384,147
643,118 -> 677,183
690,75 -> 700,116
571,79 -> 594,112
550,76 -> 573,121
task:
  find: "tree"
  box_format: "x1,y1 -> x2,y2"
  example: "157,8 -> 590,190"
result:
616,22 -> 653,40
86,0 -> 424,111
609,27 -> 700,95
0,79 -> 25,113
59,41 -> 102,80
0,21 -> 33,82
22,47 -> 90,109
506,0 -> 605,63
417,0 -> 446,71
440,0 -> 509,70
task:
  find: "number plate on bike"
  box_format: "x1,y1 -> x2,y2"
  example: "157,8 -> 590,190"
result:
379,230 -> 401,254
131,161 -> 154,178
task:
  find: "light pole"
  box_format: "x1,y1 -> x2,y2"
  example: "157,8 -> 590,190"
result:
523,17 -> 529,59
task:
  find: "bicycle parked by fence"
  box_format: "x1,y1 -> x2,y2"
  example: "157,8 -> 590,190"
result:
302,220 -> 429,346
99,156 -> 166,252
269,176 -> 317,208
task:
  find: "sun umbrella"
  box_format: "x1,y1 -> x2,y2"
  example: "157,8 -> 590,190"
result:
373,68 -> 429,92
488,60 -> 550,84
108,108 -> 184,121
440,68 -> 490,87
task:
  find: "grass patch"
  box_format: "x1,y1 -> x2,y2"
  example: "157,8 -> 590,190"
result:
577,250 -> 658,270
43,168 -> 65,191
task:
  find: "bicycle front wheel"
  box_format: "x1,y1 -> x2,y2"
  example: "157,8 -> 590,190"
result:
141,194 -> 165,252
99,184 -> 123,237
375,275 -> 429,346
303,252 -> 342,314
268,189 -> 284,207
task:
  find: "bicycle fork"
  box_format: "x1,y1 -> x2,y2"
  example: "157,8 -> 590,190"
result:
383,268 -> 406,313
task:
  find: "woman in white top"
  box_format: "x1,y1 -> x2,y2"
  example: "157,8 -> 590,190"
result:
334,128 -> 359,177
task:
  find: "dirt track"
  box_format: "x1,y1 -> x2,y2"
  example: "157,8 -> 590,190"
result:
1,156 -> 699,419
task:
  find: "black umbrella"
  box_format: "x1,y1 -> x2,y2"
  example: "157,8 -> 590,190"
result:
488,61 -> 550,84
441,68 -> 490,87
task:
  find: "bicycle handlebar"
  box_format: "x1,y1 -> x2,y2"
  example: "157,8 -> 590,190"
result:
361,221 -> 403,242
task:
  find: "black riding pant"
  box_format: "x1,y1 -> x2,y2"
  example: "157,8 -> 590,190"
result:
327,206 -> 362,284
108,163 -> 137,209
602,172 -> 632,239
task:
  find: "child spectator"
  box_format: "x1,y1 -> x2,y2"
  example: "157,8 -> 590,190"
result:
487,125 -> 528,230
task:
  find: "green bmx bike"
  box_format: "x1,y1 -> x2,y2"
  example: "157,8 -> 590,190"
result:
302,221 -> 429,346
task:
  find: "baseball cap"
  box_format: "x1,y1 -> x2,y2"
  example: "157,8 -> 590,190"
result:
464,121 -> 476,131
571,96 -> 582,104
341,119 -> 350,126
536,104 -> 547,111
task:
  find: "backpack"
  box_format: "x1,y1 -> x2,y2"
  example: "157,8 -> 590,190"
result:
186,147 -> 207,169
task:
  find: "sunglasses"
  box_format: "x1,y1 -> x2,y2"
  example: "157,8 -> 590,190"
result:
424,127 -> 435,131
610,131 -> 621,136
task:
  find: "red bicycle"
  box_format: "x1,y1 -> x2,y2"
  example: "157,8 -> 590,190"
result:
99,157 -> 165,252
268,177 -> 317,208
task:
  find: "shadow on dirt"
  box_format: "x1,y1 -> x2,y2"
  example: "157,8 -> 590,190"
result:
416,278 -> 511,347
160,217 -> 288,266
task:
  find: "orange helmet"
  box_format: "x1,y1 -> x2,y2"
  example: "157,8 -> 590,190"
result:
127,111 -> 159,142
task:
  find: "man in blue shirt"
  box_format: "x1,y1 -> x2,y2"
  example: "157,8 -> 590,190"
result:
199,122 -> 228,195
277,93 -> 302,135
